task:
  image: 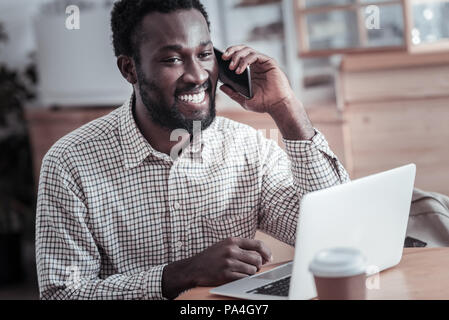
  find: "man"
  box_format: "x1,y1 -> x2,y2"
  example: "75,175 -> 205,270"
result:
36,0 -> 349,300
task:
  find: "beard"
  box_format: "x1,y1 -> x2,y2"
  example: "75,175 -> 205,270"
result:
136,64 -> 216,135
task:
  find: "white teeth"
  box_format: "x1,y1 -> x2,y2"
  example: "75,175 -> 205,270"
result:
178,91 -> 206,104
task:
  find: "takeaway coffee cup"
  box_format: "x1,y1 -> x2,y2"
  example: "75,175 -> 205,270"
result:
309,247 -> 367,300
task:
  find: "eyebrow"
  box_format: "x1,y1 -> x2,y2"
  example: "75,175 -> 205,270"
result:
159,40 -> 213,52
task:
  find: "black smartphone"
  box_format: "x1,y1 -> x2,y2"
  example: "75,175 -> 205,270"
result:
214,47 -> 253,99
404,236 -> 427,248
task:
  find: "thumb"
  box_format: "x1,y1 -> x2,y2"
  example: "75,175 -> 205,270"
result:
219,84 -> 247,107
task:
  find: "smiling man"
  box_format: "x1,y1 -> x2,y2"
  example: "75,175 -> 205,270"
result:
36,0 -> 349,300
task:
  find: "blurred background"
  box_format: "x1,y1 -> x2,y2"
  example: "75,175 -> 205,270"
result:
0,0 -> 448,299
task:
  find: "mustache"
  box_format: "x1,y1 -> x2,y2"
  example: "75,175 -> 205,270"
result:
175,80 -> 211,95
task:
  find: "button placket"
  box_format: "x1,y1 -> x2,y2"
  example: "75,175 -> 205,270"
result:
169,161 -> 192,259
168,162 -> 181,259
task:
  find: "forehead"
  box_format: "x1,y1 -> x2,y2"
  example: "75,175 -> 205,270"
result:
139,9 -> 210,52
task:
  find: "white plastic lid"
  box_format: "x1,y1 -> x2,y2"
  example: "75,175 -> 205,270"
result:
309,247 -> 367,278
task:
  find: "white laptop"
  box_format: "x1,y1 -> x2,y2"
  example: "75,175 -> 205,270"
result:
210,164 -> 416,300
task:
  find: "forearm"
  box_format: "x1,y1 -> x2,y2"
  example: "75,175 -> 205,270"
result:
39,265 -> 167,300
257,127 -> 350,243
267,95 -> 349,185
268,96 -> 315,141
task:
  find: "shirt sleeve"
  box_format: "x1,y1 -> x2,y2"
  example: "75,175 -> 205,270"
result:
257,129 -> 350,246
36,155 -> 168,300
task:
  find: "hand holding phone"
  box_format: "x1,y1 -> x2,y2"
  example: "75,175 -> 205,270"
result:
216,45 -> 315,139
214,47 -> 253,99
216,45 -> 301,121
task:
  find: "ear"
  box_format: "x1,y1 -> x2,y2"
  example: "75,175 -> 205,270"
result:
117,55 -> 137,84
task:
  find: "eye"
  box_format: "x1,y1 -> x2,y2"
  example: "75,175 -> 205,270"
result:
163,57 -> 182,64
199,51 -> 213,59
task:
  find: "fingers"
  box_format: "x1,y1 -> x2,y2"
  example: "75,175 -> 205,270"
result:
227,259 -> 259,276
222,45 -> 269,75
221,45 -> 246,61
236,52 -> 259,74
236,248 -> 264,271
236,238 -> 273,264
227,47 -> 253,72
193,237 -> 274,286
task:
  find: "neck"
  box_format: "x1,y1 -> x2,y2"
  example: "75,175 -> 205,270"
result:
133,93 -> 190,156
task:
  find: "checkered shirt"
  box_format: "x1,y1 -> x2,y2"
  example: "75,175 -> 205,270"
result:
36,95 -> 350,300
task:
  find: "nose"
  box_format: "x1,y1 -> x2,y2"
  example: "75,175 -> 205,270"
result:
182,58 -> 209,86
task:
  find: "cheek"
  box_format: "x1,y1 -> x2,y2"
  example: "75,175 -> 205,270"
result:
151,69 -> 184,98
210,63 -> 219,86
155,68 -> 183,85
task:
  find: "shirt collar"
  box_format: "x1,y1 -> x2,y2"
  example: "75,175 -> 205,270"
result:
119,94 -> 215,169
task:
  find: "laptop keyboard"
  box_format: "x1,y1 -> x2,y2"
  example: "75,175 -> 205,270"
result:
246,276 -> 291,297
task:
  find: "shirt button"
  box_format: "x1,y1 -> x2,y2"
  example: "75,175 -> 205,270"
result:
175,241 -> 183,249
174,202 -> 181,210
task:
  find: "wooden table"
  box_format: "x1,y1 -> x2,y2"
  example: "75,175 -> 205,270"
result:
177,248 -> 449,300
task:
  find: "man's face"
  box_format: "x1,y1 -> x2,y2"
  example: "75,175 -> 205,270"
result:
134,9 -> 218,134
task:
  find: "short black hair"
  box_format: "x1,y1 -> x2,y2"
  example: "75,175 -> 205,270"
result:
110,0 -> 210,60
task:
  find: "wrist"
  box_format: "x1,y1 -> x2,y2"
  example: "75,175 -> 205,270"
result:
267,94 -> 299,120
162,257 -> 197,299
268,96 -> 315,141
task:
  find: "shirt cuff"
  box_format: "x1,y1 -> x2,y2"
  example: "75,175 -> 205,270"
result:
142,264 -> 168,300
282,128 -> 337,162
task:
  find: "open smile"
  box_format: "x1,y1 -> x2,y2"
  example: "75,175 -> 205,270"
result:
177,90 -> 207,104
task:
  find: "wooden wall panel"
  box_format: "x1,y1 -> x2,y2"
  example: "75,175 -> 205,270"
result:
342,65 -> 449,104
26,107 -> 115,186
344,98 -> 449,195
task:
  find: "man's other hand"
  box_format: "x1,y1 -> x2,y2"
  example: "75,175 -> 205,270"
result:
161,237 -> 272,299
191,237 -> 273,286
